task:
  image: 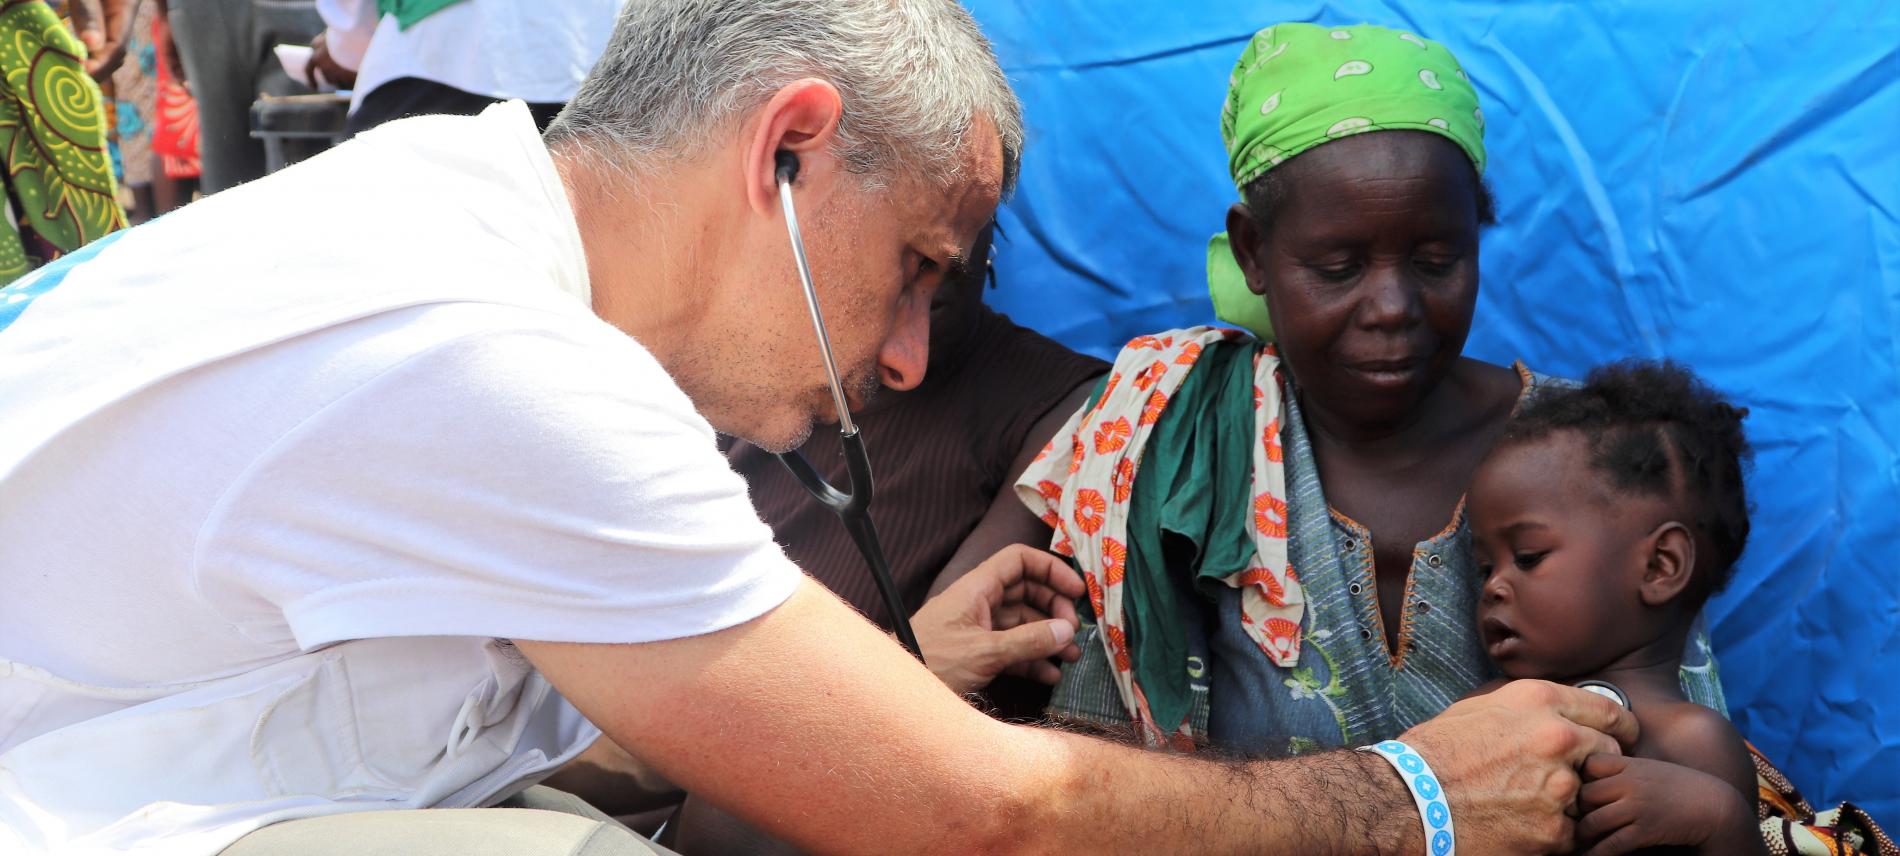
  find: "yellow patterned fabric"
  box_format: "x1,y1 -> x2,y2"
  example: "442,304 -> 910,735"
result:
1753,742 -> 1898,856
0,0 -> 125,284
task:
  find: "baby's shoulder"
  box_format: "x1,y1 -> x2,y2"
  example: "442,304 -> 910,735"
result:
1639,701 -> 1756,799
1641,701 -> 1741,753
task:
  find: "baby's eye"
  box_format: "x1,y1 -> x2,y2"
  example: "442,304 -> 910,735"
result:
1513,551 -> 1548,571
1476,562 -> 1494,579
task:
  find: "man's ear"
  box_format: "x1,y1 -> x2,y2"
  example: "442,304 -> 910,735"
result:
1225,202 -> 1269,297
1639,521 -> 1698,607
743,78 -> 845,216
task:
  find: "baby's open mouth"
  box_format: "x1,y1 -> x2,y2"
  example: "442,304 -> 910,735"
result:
1481,615 -> 1520,659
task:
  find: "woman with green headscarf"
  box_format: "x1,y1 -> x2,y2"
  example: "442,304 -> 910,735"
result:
1017,22 -> 1726,755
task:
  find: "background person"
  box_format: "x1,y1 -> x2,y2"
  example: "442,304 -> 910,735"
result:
310,0 -> 624,134
163,0 -> 321,191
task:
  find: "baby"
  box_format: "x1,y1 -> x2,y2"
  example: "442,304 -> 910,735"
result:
1466,360 -> 1763,855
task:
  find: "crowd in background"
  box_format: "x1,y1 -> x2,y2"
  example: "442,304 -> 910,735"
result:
0,0 -> 620,285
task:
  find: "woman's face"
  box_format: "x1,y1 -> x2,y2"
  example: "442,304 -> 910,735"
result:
1228,131 -> 1483,431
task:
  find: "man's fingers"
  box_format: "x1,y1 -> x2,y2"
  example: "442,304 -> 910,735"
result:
1544,682 -> 1640,752
1577,723 -> 1624,768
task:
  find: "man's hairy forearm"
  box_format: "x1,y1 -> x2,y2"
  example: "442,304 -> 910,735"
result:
526,582 -> 1451,856
997,727 -> 1421,856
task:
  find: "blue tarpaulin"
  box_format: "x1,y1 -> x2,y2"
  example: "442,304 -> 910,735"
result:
964,0 -> 1900,819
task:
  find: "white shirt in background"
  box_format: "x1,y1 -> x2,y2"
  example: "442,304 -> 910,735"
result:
0,101 -> 800,855
318,0 -> 626,112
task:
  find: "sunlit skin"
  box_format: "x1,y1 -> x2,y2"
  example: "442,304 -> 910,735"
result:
1226,130 -> 1521,650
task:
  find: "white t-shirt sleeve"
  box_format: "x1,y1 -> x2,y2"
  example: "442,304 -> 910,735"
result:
193,319 -> 802,650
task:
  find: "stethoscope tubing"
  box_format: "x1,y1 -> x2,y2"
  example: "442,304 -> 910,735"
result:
777,177 -> 858,437
772,159 -> 924,662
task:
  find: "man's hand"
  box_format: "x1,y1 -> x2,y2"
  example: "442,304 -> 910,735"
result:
910,543 -> 1084,695
1398,680 -> 1640,855
1575,754 -> 1765,856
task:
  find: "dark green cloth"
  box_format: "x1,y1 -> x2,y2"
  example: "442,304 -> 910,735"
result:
375,0 -> 467,30
1113,338 -> 1263,731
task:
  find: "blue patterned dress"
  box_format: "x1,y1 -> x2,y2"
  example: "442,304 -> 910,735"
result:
1047,364 -> 1728,753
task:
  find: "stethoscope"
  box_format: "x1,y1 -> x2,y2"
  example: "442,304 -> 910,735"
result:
1574,680 -> 1632,710
771,150 -> 924,662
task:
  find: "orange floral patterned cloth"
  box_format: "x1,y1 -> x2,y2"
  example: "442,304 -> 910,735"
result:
1016,326 -> 1301,743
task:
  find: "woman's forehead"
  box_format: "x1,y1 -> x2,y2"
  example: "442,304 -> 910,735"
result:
1268,132 -> 1480,237
1280,130 -> 1474,190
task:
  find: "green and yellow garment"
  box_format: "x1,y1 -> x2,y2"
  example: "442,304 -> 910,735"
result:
0,0 -> 125,284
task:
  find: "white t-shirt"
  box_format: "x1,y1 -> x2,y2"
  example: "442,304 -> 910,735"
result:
317,0 -> 624,111
0,102 -> 801,854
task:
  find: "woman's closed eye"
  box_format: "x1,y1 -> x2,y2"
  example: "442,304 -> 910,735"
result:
1305,260 -> 1361,282
1412,253 -> 1461,277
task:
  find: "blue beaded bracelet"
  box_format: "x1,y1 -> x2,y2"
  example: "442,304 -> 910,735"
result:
1358,740 -> 1455,856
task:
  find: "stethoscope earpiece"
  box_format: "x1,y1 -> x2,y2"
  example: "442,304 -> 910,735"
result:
774,150 -> 800,186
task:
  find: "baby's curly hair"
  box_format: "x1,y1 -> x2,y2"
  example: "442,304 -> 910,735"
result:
1498,360 -> 1753,600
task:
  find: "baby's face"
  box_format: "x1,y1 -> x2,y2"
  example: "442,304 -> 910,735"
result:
1466,433 -> 1659,681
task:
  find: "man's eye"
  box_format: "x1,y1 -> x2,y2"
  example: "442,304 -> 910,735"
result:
1513,551 -> 1548,571
912,255 -> 940,284
1414,255 -> 1459,276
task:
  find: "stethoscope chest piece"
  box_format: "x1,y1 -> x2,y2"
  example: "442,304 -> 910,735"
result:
1574,679 -> 1633,711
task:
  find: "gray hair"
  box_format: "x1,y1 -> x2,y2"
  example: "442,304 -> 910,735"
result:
545,0 -> 1023,193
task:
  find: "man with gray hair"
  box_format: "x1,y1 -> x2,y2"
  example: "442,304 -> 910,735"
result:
0,1 -> 1635,854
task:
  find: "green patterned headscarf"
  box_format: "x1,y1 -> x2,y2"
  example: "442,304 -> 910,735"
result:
1209,23 -> 1486,339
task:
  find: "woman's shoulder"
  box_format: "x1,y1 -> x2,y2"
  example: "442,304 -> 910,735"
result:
1442,358 -> 1528,424
1456,357 -> 1581,409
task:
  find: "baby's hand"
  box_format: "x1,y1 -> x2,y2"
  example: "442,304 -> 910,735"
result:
1574,754 -> 1763,856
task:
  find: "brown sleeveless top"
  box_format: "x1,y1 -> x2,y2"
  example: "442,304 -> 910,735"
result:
726,305 -> 1107,628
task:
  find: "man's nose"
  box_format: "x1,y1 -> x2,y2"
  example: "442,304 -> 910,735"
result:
877,287 -> 931,391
